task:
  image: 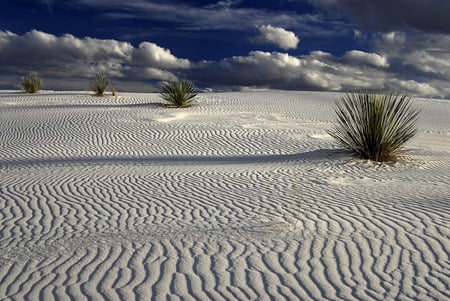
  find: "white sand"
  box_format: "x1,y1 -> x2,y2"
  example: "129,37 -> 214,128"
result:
0,90 -> 449,300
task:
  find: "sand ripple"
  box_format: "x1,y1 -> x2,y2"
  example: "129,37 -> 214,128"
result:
1,91 -> 449,300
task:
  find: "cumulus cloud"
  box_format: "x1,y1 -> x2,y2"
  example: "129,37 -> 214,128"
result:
133,42 -> 190,69
0,30 -> 190,91
190,50 -> 357,90
255,25 -> 300,50
190,49 -> 445,97
386,79 -> 441,96
372,31 -> 450,77
342,50 -> 389,68
0,29 -> 448,97
309,0 -> 450,97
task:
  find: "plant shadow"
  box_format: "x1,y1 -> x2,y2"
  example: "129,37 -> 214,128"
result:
0,149 -> 347,168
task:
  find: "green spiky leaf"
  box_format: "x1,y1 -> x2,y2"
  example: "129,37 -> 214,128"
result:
89,72 -> 109,96
159,80 -> 198,108
328,92 -> 420,162
22,72 -> 42,93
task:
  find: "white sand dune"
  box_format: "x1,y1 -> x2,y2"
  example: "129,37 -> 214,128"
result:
0,90 -> 449,300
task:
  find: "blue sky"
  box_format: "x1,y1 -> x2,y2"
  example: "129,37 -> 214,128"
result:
0,0 -> 449,97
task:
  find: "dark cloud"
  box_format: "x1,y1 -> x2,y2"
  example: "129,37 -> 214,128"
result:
312,0 -> 450,33
60,0 -> 337,37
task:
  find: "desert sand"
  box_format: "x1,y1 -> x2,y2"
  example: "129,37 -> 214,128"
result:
0,90 -> 449,300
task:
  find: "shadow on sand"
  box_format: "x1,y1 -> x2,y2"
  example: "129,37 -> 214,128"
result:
0,91 -> 162,110
0,149 -> 348,168
1,102 -> 162,110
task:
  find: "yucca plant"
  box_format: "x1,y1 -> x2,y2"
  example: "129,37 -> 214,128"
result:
328,92 -> 420,162
159,80 -> 198,108
22,72 -> 42,93
90,72 -> 109,96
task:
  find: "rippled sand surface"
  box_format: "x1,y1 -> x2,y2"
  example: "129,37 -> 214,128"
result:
1,91 -> 449,300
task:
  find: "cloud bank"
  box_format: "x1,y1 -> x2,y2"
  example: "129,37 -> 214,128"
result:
190,50 -> 439,96
0,29 -> 448,97
0,30 -> 190,90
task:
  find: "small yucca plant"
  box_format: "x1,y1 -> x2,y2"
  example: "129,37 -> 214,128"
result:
328,92 -> 420,162
159,80 -> 198,108
22,72 -> 42,93
90,72 -> 109,96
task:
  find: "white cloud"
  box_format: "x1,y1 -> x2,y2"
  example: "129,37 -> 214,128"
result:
380,31 -> 405,43
0,30 -> 190,91
386,79 -> 441,96
0,29 -> 448,97
192,51 -> 305,87
205,0 -> 242,10
256,25 -> 300,50
0,30 -> 134,74
343,50 -> 389,68
133,42 -> 190,69
372,31 -> 450,80
190,49 -> 444,97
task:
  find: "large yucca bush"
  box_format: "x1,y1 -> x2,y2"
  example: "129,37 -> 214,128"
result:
328,92 -> 420,162
22,72 -> 42,93
159,80 -> 198,108
90,72 -> 109,96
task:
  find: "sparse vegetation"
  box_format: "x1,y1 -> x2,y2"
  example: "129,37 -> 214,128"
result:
89,72 -> 109,96
159,80 -> 198,108
22,72 -> 42,93
328,91 -> 420,162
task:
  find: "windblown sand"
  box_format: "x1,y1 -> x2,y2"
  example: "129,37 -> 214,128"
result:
0,91 -> 449,300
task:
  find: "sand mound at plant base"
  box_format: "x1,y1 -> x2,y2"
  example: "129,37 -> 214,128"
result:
0,91 -> 449,300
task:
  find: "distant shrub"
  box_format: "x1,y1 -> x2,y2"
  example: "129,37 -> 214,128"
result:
22,72 -> 42,93
328,91 -> 420,162
159,80 -> 198,108
90,72 -> 109,96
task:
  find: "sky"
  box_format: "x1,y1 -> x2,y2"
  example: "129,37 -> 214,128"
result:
0,0 -> 449,97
